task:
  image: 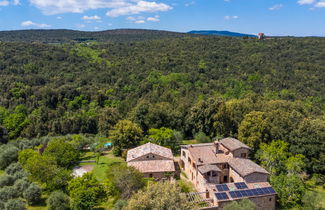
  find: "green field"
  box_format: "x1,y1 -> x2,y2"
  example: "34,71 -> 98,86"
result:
79,150 -> 125,182
0,170 -> 4,177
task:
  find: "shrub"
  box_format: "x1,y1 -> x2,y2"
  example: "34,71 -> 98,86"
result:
0,175 -> 15,187
13,178 -> 30,196
47,191 -> 70,210
194,131 -> 211,143
23,183 -> 42,205
0,145 -> 19,170
113,199 -> 128,210
5,163 -> 23,176
4,199 -> 26,210
0,186 -> 18,202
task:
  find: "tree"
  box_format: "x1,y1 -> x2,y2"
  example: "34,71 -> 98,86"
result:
301,191 -> 323,210
98,107 -> 120,136
20,151 -> 72,191
5,163 -> 23,176
0,144 -> 19,170
13,179 -> 30,197
3,105 -> 29,139
147,127 -> 181,153
23,183 -> 42,205
68,173 -> 105,210
47,191 -> 70,210
110,120 -> 143,156
270,174 -> 305,209
0,186 -> 18,202
4,199 -> 26,210
194,131 -> 211,143
255,140 -> 289,175
106,164 -> 145,199
223,199 -> 256,210
0,126 -> 8,144
124,182 -> 192,210
0,175 -> 15,187
43,138 -> 80,168
238,111 -> 269,151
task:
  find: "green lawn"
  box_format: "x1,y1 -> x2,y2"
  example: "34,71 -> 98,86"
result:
79,150 -> 125,182
181,139 -> 199,145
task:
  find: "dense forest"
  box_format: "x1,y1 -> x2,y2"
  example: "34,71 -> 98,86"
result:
0,30 -> 324,209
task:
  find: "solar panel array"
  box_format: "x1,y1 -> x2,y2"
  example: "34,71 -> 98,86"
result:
234,182 -> 248,189
215,192 -> 229,200
216,184 -> 229,192
229,187 -> 276,199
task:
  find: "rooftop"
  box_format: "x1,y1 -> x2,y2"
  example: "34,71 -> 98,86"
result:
127,142 -> 173,162
198,164 -> 221,174
229,158 -> 269,177
128,160 -> 175,173
188,145 -> 218,165
219,137 -> 250,151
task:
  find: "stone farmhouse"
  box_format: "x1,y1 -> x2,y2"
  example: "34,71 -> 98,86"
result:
180,138 -> 276,209
126,142 -> 175,180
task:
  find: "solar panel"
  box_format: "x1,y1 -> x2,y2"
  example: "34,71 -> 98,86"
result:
234,182 -> 248,189
216,184 -> 230,192
228,187 -> 276,199
215,192 -> 229,200
229,191 -> 237,198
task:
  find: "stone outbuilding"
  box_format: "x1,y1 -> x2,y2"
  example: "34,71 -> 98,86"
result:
127,142 -> 175,180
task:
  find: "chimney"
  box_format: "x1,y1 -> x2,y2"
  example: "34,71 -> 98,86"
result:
214,141 -> 219,154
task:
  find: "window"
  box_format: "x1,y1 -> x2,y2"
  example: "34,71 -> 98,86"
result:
149,173 -> 153,178
223,176 -> 228,182
241,153 -> 247,158
152,155 -> 155,158
269,198 -> 272,202
223,164 -> 229,169
188,157 -> 191,163
212,171 -> 217,177
207,171 -> 211,176
146,156 -> 149,158
182,151 -> 186,157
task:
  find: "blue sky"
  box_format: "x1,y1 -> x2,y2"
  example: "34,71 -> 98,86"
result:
0,0 -> 324,36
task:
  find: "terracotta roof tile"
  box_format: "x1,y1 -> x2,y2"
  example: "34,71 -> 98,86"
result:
219,138 -> 250,151
127,143 -> 173,162
229,158 -> 269,177
127,160 -> 175,173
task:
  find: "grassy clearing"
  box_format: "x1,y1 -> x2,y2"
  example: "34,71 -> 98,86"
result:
181,139 -> 199,145
0,170 -> 5,177
79,150 -> 125,182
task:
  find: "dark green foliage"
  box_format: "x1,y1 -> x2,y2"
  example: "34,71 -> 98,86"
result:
0,144 -> 19,170
23,183 -> 42,205
194,131 -> 211,143
5,163 -> 23,176
47,191 -> 70,210
0,175 -> 15,187
106,164 -> 145,199
4,199 -> 26,210
13,179 -> 30,197
68,173 -> 105,210
43,138 -> 80,168
223,198 -> 256,210
110,120 -> 143,156
0,186 -> 18,202
0,126 -> 8,144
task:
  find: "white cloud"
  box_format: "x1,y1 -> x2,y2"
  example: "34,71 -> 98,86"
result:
82,15 -> 101,20
147,15 -> 159,22
0,1 -> 9,6
297,0 -> 315,5
269,4 -> 283,10
28,0 -> 172,17
29,0 -> 128,15
13,0 -> 20,5
21,20 -> 51,28
185,1 -> 195,7
127,16 -> 147,23
315,1 -> 325,7
106,1 -> 172,17
135,20 -> 145,24
56,16 -> 62,19
224,15 -> 239,20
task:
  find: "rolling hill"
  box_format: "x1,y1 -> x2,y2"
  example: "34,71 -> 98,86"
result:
188,30 -> 256,37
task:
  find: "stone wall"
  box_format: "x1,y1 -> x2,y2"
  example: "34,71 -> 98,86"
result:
232,148 -> 250,158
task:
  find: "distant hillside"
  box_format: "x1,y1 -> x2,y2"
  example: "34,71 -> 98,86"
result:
0,29 -> 194,43
188,30 -> 256,37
